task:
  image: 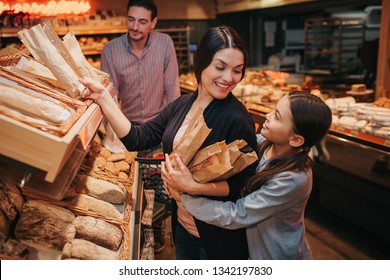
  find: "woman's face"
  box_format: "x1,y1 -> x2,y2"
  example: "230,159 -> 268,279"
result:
199,48 -> 244,99
261,95 -> 295,145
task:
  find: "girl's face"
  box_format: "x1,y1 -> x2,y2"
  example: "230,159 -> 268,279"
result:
261,95 -> 296,146
199,48 -> 244,99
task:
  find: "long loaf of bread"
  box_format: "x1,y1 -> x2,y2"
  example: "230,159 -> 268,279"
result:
14,200 -> 76,250
61,238 -> 119,260
64,194 -> 122,220
73,216 -> 123,250
73,175 -> 126,204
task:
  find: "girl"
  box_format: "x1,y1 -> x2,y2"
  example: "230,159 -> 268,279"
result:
162,91 -> 332,259
81,26 -> 258,260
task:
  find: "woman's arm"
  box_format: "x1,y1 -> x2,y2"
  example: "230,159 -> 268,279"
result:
80,78 -> 131,138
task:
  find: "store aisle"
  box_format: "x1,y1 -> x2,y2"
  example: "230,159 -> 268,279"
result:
155,205 -> 388,260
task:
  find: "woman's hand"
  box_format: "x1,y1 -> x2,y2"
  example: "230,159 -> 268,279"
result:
79,78 -> 131,138
161,153 -> 198,196
80,78 -> 110,103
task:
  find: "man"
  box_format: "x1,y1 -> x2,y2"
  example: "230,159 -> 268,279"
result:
100,0 -> 180,253
101,0 -> 180,124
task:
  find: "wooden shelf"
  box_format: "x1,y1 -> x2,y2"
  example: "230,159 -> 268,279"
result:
0,103 -> 103,182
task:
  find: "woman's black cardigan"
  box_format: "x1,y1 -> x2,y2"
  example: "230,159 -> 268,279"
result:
120,91 -> 258,259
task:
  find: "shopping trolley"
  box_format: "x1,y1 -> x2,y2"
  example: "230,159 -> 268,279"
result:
135,157 -> 172,225
135,157 -> 172,257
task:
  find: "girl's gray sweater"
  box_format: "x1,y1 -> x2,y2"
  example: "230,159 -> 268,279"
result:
181,135 -> 313,260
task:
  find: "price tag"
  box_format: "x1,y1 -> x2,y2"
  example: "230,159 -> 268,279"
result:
336,126 -> 344,133
385,139 -> 390,147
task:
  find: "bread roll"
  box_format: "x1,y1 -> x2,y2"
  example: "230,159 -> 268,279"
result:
107,153 -> 126,162
73,216 -> 123,250
114,161 -> 130,172
61,238 -> 119,260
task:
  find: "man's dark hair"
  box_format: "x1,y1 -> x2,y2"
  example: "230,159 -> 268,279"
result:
127,0 -> 158,20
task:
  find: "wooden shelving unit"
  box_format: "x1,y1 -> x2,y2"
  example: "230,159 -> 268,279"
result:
304,17 -> 365,75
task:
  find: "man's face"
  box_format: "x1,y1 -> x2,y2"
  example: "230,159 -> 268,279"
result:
127,6 -> 157,42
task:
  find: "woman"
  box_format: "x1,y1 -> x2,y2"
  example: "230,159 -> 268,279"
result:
163,91 -> 332,259
81,26 -> 258,259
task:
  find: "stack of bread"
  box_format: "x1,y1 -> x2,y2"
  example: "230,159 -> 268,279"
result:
0,141 -> 136,260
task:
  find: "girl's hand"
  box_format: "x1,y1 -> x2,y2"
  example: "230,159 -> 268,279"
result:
161,153 -> 197,195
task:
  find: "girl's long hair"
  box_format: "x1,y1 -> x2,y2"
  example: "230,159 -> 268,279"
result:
241,91 -> 332,196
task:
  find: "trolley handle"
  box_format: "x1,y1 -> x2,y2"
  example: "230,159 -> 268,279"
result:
135,157 -> 164,165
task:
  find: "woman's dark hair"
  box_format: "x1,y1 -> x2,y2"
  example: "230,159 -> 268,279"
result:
127,0 -> 158,19
241,91 -> 332,196
193,26 -> 248,85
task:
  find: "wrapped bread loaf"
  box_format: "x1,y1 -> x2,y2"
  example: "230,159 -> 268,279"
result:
72,175 -> 126,204
61,238 -> 119,260
64,194 -> 122,220
73,216 -> 123,250
0,82 -> 73,124
15,200 -> 76,250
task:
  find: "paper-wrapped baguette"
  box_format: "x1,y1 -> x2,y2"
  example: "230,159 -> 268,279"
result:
18,23 -> 86,98
0,82 -> 72,124
189,154 -> 220,172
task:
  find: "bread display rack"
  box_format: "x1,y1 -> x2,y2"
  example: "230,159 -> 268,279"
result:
0,102 -> 102,183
